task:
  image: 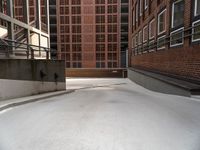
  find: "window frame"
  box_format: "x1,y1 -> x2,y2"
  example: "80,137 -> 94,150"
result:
143,25 -> 148,43
194,0 -> 200,17
140,0 -> 143,16
144,0 -> 148,10
171,0 -> 184,28
192,19 -> 200,42
157,35 -> 166,50
149,19 -> 155,39
138,30 -> 142,45
132,8 -> 135,27
157,9 -> 166,35
170,27 -> 184,47
148,40 -> 155,52
135,34 -> 138,55
136,3 -> 138,22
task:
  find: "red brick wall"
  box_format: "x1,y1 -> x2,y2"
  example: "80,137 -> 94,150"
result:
129,0 -> 200,81
131,45 -> 200,80
57,0 -> 121,69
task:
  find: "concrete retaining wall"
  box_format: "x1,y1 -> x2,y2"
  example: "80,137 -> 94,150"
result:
66,68 -> 127,78
128,68 -> 191,97
0,59 -> 66,101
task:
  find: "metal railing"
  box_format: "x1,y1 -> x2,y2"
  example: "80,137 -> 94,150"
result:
0,38 -> 52,59
131,23 -> 200,56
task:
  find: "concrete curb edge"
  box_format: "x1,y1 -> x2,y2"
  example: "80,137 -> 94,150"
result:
0,90 -> 75,112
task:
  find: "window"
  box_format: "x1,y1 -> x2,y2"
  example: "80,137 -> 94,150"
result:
135,34 -> 138,55
108,25 -> 117,33
108,5 -> 117,13
158,9 -> 166,35
132,37 -> 135,55
72,7 -> 81,14
96,16 -> 105,23
108,34 -> 117,42
96,34 -> 105,42
145,0 -> 148,10
170,27 -> 184,47
132,9 -> 135,27
132,37 -> 135,48
172,0 -> 184,28
108,15 -> 117,23
108,0 -> 117,4
143,25 -> 148,43
149,40 -> 155,51
72,26 -> 81,33
96,25 -> 105,33
138,30 -> 142,45
194,0 -> 200,16
135,34 -> 138,47
136,3 -> 138,22
140,0 -> 142,16
72,16 -> 81,24
72,0 -> 81,5
96,6 -> 105,14
157,35 -> 166,50
192,20 -> 200,42
96,0 -> 105,4
138,31 -> 142,54
149,19 -> 155,39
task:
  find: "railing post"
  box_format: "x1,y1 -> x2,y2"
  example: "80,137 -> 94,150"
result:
30,47 -> 34,59
46,48 -> 49,60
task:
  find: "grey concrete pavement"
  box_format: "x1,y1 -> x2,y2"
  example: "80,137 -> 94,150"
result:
0,78 -> 200,150
0,90 -> 74,111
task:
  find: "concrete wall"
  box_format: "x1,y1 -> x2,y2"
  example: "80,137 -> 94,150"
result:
0,59 -> 66,101
128,69 -> 191,97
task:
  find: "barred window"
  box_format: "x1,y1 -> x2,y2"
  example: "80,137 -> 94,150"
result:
192,20 -> 200,42
96,34 -> 105,42
194,0 -> 200,16
72,0 -> 81,5
157,35 -> 166,50
96,16 -> 105,23
170,28 -> 184,47
72,7 -> 81,14
108,5 -> 117,13
95,0 -> 105,4
72,25 -> 81,33
96,25 -> 105,33
108,15 -> 117,23
72,16 -> 81,24
96,6 -> 105,14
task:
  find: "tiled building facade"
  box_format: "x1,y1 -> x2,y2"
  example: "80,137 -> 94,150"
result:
55,0 -> 127,69
129,0 -> 200,81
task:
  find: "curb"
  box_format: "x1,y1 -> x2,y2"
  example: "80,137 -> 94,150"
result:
0,90 -> 75,112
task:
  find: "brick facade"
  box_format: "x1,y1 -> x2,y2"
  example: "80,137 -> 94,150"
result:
129,0 -> 200,81
57,0 -> 121,69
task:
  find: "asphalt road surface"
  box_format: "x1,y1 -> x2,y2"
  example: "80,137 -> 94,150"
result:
0,78 -> 200,150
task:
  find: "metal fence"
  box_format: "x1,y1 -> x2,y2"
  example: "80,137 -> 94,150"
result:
0,38 -> 52,59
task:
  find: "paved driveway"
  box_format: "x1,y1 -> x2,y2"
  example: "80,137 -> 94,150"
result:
0,78 -> 200,150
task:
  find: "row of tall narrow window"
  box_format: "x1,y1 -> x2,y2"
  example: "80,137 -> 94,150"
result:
132,0 -> 200,55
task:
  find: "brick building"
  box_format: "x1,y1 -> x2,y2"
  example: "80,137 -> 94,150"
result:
49,0 -> 129,77
0,0 -> 50,59
129,0 -> 200,82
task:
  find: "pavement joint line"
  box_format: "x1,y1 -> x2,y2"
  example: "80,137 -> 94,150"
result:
0,90 -> 75,112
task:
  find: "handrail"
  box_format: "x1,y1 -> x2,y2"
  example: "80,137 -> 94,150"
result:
131,23 -> 200,56
0,38 -> 53,59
